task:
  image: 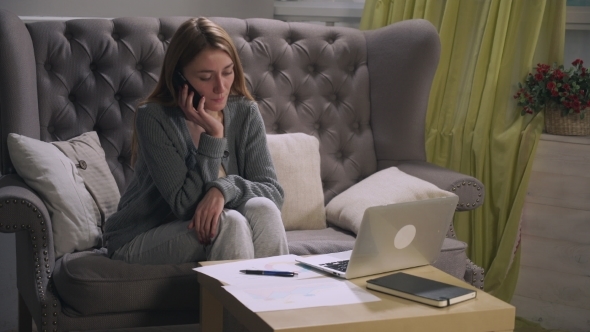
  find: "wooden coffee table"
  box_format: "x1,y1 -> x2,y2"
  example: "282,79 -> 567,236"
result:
196,262 -> 515,332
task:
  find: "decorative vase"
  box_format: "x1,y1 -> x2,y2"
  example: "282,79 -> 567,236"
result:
544,106 -> 590,136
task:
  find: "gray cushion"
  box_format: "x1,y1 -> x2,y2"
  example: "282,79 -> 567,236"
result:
287,226 -> 356,255
53,250 -> 199,316
432,237 -> 468,280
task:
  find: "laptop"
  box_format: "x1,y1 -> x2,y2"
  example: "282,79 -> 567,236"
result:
296,195 -> 459,279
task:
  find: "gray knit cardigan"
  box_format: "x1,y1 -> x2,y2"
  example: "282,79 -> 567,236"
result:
103,95 -> 284,255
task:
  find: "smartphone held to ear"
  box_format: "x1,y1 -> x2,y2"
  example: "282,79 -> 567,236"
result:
173,71 -> 202,108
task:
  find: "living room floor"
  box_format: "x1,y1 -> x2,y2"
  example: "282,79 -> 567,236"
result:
515,317 -> 570,332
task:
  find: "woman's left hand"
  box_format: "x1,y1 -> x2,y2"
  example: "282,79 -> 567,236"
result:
188,187 -> 225,244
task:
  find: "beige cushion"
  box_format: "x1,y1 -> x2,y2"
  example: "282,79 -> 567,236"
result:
267,133 -> 326,231
7,132 -> 119,258
52,132 -> 120,224
326,167 -> 456,235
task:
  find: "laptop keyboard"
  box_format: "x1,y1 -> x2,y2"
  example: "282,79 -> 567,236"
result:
320,260 -> 349,272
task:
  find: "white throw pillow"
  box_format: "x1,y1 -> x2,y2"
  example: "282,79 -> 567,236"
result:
325,167 -> 457,235
267,133 -> 326,231
7,132 -> 117,258
52,132 -> 120,223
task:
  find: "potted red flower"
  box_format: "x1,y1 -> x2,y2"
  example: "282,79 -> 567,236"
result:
514,59 -> 590,136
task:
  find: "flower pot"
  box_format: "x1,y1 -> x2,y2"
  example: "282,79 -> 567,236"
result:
544,107 -> 590,136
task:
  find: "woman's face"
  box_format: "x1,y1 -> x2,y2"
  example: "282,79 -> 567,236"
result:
182,47 -> 235,113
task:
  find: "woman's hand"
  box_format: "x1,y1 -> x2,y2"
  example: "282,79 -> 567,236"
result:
188,187 -> 225,244
178,84 -> 223,138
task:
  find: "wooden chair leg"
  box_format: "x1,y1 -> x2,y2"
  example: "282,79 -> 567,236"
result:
18,292 -> 33,332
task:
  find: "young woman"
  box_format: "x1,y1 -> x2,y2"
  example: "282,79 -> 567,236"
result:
103,17 -> 288,265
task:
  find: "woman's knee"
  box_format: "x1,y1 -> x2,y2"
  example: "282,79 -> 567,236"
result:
218,209 -> 250,233
240,197 -> 281,220
209,209 -> 254,260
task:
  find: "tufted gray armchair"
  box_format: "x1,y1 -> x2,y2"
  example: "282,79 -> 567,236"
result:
0,9 -> 485,332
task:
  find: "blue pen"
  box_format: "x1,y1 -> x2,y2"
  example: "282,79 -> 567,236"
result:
240,270 -> 298,277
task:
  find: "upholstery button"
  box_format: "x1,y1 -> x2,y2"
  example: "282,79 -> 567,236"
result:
327,38 -> 334,44
289,95 -> 296,102
335,152 -> 342,159
268,64 -> 274,72
244,35 -> 250,42
272,124 -> 278,131
330,94 -> 337,101
89,63 -> 97,71
353,122 -> 360,129
64,33 -> 73,40
118,156 -> 125,163
348,65 -> 355,72
223,151 -> 229,158
76,160 -> 87,170
136,63 -> 143,70
307,65 -> 315,73
114,94 -> 122,101
44,63 -> 52,71
157,33 -> 165,41
286,38 -> 292,44
314,123 -> 320,130
68,95 -> 76,102
47,126 -> 55,134
112,33 -> 120,40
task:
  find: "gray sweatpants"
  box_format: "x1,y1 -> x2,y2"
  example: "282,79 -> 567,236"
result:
111,197 -> 289,264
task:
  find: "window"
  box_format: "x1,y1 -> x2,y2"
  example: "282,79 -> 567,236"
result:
566,1 -> 590,65
273,0 -> 364,28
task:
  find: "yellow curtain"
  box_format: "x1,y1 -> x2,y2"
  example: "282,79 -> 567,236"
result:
361,0 -> 565,302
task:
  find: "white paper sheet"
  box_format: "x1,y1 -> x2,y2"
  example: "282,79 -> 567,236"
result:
194,254 -> 381,312
193,254 -> 327,286
223,278 -> 381,312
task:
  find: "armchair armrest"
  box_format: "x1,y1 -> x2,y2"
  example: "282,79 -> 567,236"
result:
396,161 -> 485,211
0,174 -> 61,329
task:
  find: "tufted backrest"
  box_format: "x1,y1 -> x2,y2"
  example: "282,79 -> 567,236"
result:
25,17 -> 189,194
22,16 -> 377,202
0,11 -> 440,204
215,18 -> 375,203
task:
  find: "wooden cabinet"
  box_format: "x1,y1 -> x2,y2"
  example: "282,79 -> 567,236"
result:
512,134 -> 590,332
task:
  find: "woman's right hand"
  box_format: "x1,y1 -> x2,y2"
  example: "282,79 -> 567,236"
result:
178,84 -> 223,138
188,187 -> 225,245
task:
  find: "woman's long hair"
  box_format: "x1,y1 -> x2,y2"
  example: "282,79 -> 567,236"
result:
131,17 -> 253,165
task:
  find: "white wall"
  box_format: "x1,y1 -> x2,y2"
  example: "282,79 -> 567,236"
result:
1,0 -> 274,19
0,2 -> 273,331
